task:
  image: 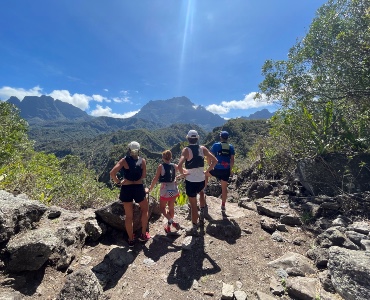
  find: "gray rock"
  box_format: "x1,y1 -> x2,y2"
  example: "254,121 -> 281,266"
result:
260,216 -> 277,233
221,282 -> 234,300
286,277 -> 318,300
296,153 -> 370,196
306,247 -> 329,268
234,290 -> 247,300
279,214 -> 302,226
348,221 -> 370,235
0,291 -> 23,300
0,190 -> 47,243
95,197 -> 158,232
345,230 -> 368,247
328,246 -> 370,300
318,270 -> 335,293
57,268 -> 103,300
268,252 -> 316,275
256,291 -> 276,300
6,228 -> 59,272
255,199 -> 287,218
271,231 -> 284,242
270,276 -> 284,296
360,239 -> 370,251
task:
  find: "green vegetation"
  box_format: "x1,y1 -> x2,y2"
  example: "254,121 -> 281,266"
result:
251,0 -> 370,177
6,0 -> 368,207
0,102 -> 115,210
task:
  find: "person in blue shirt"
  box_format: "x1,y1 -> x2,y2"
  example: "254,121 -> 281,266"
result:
208,131 -> 235,212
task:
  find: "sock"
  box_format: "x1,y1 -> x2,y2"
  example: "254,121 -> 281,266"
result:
168,218 -> 173,225
222,202 -> 226,206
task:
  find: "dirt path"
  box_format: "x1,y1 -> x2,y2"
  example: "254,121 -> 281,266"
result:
65,196 -> 315,300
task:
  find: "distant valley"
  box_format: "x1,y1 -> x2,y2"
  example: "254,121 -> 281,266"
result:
6,95 -> 272,182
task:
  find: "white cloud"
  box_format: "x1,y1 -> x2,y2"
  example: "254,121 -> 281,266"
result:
104,88 -> 108,92
0,86 -> 42,100
120,90 -> 129,95
206,104 -> 230,114
48,90 -> 91,110
92,94 -> 107,102
90,105 -> 139,118
113,97 -> 131,103
206,92 -> 272,115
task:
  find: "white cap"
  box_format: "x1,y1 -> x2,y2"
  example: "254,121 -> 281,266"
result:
128,141 -> 140,152
186,130 -> 199,139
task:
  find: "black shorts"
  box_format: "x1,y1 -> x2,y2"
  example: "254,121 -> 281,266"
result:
185,180 -> 205,198
210,169 -> 230,182
119,184 -> 146,203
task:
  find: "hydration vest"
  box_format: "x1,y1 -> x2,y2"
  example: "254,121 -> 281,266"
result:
217,142 -> 231,157
185,145 -> 204,169
159,163 -> 175,183
123,156 -> 143,181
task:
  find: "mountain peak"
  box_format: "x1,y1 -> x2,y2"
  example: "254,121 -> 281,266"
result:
134,96 -> 225,131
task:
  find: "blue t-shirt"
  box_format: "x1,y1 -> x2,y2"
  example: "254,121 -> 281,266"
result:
210,142 -> 235,170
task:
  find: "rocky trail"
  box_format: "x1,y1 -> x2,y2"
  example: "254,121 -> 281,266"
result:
1,185 -> 369,299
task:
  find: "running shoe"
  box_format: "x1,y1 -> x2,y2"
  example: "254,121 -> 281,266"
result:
185,225 -> 199,236
164,225 -> 171,234
172,222 -> 181,230
221,205 -> 226,212
128,239 -> 135,248
138,232 -> 151,242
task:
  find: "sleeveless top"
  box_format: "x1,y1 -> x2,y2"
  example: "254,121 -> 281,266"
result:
123,156 -> 143,181
184,144 -> 205,182
159,163 -> 176,183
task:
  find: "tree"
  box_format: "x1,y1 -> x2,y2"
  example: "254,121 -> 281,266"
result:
256,0 -> 370,157
0,102 -> 32,166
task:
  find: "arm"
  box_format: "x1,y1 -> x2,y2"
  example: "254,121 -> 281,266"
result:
149,164 -> 162,192
203,147 -> 218,177
110,158 -> 126,185
177,148 -> 188,175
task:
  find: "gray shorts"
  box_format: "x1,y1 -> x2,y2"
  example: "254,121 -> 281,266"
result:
159,182 -> 179,201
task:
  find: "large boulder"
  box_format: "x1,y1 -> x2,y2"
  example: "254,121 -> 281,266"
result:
0,191 -> 47,243
296,153 -> 370,196
95,196 -> 159,232
328,246 -> 370,300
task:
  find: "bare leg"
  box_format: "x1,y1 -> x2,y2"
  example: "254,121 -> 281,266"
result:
188,196 -> 199,224
199,183 -> 207,208
160,200 -> 171,221
167,198 -> 176,219
123,202 -> 134,240
221,180 -> 228,205
138,198 -> 149,235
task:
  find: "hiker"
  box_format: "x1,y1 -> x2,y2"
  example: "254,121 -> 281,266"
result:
109,141 -> 151,248
177,130 -> 218,235
148,150 -> 181,234
207,131 -> 235,212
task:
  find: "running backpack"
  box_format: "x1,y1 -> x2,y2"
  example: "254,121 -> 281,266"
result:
122,156 -> 143,181
159,163 -> 175,183
217,142 -> 231,156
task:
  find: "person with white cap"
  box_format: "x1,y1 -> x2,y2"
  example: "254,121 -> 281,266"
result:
207,131 -> 235,212
177,130 -> 218,235
110,141 -> 151,247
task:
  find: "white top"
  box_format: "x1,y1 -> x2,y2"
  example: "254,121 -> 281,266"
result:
185,145 -> 205,182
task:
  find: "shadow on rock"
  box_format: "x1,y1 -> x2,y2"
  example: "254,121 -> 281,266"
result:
92,246 -> 138,291
205,214 -> 241,244
142,234 -> 182,262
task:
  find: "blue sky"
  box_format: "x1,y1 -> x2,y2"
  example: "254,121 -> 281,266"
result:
0,0 -> 326,119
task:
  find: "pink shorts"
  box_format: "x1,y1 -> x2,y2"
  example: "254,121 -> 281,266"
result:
159,182 -> 180,201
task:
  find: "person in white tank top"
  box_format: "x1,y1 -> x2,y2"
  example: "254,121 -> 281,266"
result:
177,130 -> 217,235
